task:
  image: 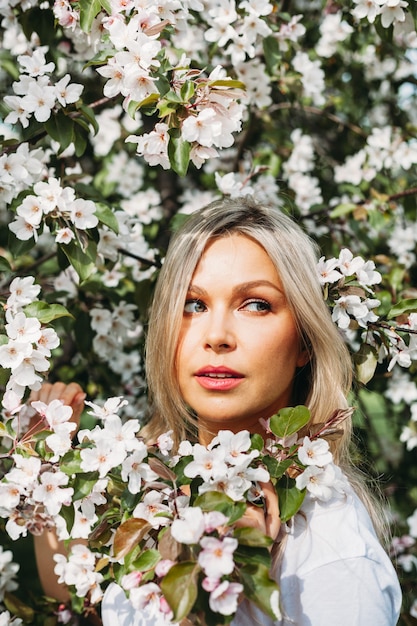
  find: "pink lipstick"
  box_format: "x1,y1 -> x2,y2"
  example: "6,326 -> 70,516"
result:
194,366 -> 244,391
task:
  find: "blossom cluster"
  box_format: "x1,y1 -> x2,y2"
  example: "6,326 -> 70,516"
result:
334,125 -> 417,187
0,395 -> 350,624
3,46 -> 83,128
352,0 -> 409,28
318,248 -> 417,377
8,176 -> 98,244
0,276 -> 60,399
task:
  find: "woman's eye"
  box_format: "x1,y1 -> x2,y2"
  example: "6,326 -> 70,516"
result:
242,299 -> 271,312
184,299 -> 206,314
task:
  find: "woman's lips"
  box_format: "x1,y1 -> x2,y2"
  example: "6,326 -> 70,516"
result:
194,366 -> 244,391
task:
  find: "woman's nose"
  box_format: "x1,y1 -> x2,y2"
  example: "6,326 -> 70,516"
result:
203,310 -> 236,352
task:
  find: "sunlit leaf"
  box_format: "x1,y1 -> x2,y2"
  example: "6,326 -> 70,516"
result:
113,518 -> 152,559
23,301 -> 72,323
329,203 -> 357,218
59,241 -> 96,282
354,344 -> 378,385
209,79 -> 246,89
79,0 -> 102,32
194,491 -> 246,524
168,129 -> 190,177
269,406 -> 310,439
160,561 -> 198,621
250,433 -> 264,452
94,202 -> 119,234
387,298 -> 417,319
132,548 -> 161,571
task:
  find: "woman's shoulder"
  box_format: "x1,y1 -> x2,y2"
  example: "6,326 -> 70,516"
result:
283,484 -> 388,574
279,486 -> 402,625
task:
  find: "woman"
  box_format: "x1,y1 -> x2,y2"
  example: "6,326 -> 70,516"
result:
34,197 -> 401,624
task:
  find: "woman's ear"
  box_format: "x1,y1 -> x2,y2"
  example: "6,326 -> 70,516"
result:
296,347 -> 310,368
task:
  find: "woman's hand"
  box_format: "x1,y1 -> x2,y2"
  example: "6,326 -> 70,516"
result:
28,381 -> 86,434
235,481 -> 281,541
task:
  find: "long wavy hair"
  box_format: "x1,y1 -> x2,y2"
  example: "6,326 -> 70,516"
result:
145,196 -> 352,446
143,196 -> 389,539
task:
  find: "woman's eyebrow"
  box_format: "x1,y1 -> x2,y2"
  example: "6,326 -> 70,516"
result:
187,284 -> 207,296
187,280 -> 283,296
233,280 -> 283,295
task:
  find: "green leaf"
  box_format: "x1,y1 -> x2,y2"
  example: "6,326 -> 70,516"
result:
171,455 -> 193,484
73,123 -> 88,157
72,472 -> 100,501
60,503 -> 75,534
128,93 -> 159,118
77,104 -> 99,135
354,343 -> 378,385
209,79 -> 246,90
239,563 -> 281,620
95,202 -> 119,233
388,298 -> 417,319
113,518 -> 153,559
132,548 -> 161,572
194,491 -> 246,524
59,241 -> 96,282
59,449 -> 85,475
8,230 -> 36,258
276,476 -> 305,523
180,81 -> 195,102
269,406 -> 310,439
234,544 -> 271,567
262,456 -> 292,480
44,110 -> 74,152
0,58 -> 20,80
250,433 -> 264,452
4,591 -> 35,622
164,90 -> 183,104
79,0 -> 102,32
263,36 -> 281,74
23,301 -> 72,323
0,256 -> 11,272
329,203 -> 357,219
100,0 -> 112,14
233,526 -> 273,548
20,7 -> 55,46
168,129 -> 190,177
160,562 -> 198,621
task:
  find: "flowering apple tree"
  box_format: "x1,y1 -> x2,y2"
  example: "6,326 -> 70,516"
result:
1,0 -> 417,624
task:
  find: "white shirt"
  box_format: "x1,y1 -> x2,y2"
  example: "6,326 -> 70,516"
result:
101,487 -> 402,626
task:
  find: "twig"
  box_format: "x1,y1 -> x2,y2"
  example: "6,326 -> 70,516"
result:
117,247 -> 162,268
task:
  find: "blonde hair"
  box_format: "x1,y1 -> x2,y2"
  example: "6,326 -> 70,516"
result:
144,196 -> 389,540
145,197 -> 352,447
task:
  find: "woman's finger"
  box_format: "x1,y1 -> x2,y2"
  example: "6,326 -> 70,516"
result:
235,481 -> 281,541
28,381 -> 86,427
260,480 -> 281,540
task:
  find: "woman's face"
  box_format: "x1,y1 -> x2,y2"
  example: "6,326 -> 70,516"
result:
175,234 -> 308,444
